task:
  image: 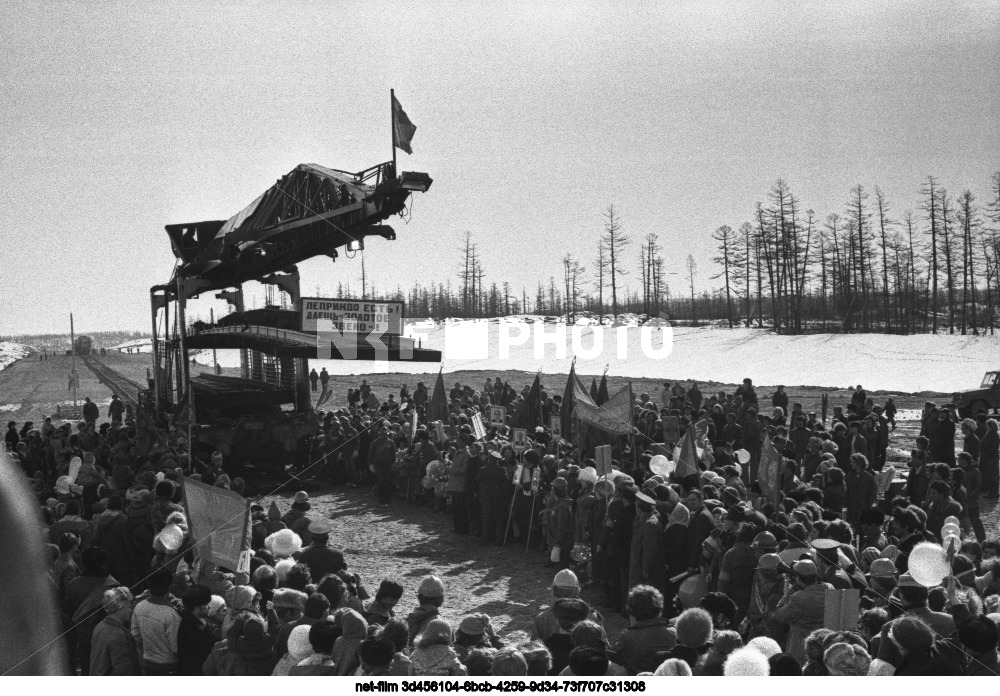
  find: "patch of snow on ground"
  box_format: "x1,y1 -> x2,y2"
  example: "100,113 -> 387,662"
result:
111,337 -> 153,353
160,319 -> 1000,393
0,342 -> 30,372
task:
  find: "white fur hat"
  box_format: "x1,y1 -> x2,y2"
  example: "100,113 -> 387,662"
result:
723,647 -> 770,676
265,528 -> 302,558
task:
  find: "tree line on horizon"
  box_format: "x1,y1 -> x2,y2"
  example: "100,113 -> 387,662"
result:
349,171 -> 1000,337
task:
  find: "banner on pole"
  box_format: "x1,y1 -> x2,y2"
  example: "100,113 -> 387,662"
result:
550,415 -> 561,438
434,420 -> 446,443
181,477 -> 250,572
410,409 -> 418,441
471,412 -> 487,440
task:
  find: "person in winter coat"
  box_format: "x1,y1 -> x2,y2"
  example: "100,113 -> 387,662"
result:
661,502 -> 689,610
628,493 -> 665,591
683,489 -> 714,573
65,547 -> 121,675
924,480 -> 964,541
369,423 -> 397,506
957,451 -> 985,542
929,407 -> 957,465
447,443 -> 470,534
331,608 -> 368,675
288,621 -> 337,675
92,495 -> 137,594
273,624 -> 315,675
90,587 -> 140,675
281,491 -> 313,547
479,451 -> 512,545
124,490 -> 155,588
176,585 -> 217,676
548,479 -> 576,569
130,568 -> 181,675
717,524 -> 758,622
409,619 -> 467,676
844,454 -> 878,528
771,560 -> 834,664
364,579 -> 404,628
406,576 -> 445,647
745,553 -> 786,642
981,419 -> 1000,499
609,585 -> 676,675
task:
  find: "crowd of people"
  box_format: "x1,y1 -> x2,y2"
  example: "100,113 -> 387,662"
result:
4,372 -> 1000,677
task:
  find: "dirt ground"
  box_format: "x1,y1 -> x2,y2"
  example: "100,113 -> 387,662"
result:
3,350 -> 997,640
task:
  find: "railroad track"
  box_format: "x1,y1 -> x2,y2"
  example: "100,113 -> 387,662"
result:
81,355 -> 144,408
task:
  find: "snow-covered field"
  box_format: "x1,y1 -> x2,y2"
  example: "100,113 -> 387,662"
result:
0,342 -> 30,372
183,318 -> 997,393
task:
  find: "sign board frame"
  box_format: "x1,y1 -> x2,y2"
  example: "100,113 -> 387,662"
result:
595,444 -> 612,477
301,297 -> 404,334
489,405 -> 506,428
663,416 -> 680,444
512,428 -> 528,452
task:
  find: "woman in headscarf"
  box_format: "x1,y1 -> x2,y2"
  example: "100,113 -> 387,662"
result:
331,608 -> 368,675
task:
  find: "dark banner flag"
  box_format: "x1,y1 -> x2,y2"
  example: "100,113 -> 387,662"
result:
182,477 -> 251,573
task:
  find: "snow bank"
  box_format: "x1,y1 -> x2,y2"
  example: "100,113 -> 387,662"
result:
196,321 -> 999,393
0,342 -> 29,372
111,337 -> 153,352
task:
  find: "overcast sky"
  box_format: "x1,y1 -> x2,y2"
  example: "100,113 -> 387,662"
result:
2,0 -> 998,335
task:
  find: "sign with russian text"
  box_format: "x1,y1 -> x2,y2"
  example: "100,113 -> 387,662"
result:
301,297 -> 403,334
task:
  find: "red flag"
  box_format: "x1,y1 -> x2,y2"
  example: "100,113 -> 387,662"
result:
392,94 -> 417,155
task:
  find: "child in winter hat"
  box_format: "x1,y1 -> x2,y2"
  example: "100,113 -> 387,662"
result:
409,619 -> 467,676
332,608 -> 369,675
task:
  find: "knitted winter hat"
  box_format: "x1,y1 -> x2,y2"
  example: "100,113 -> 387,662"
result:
418,575 -> 445,598
723,647 -> 770,676
419,619 -> 453,645
459,614 -> 491,636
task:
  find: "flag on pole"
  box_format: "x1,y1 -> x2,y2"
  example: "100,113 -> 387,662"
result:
512,372 -> 541,430
758,433 -> 782,506
316,383 -> 333,408
590,379 -> 599,403
674,424 -> 700,478
392,94 -> 417,154
181,477 -> 250,572
597,373 -> 609,406
428,368 -> 449,424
